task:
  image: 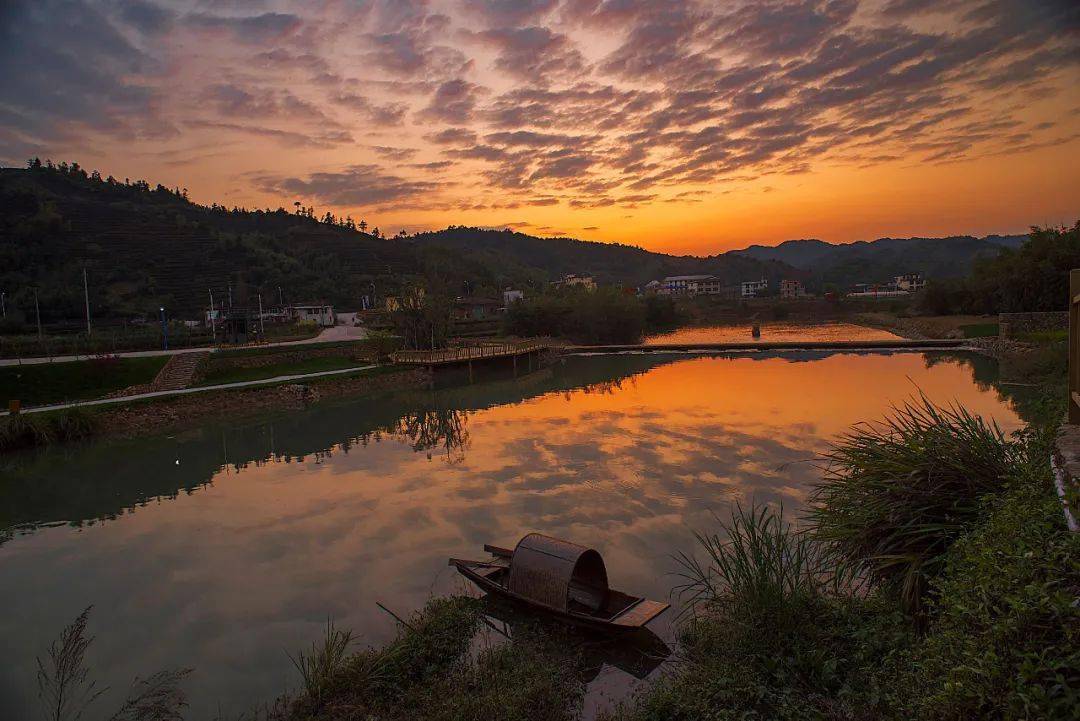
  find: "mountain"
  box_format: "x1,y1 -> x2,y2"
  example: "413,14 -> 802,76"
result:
730,234 -> 1023,287
408,227 -> 789,288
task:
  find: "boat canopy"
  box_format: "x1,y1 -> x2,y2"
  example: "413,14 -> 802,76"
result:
507,533 -> 610,612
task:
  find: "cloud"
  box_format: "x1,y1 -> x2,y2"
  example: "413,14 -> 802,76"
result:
418,79 -> 485,124
254,165 -> 438,208
424,127 -> 478,145
184,11 -> 303,44
332,93 -> 408,126
468,26 -> 588,83
186,120 -> 352,148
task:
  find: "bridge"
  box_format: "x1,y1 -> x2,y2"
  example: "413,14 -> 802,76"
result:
391,339 -> 552,378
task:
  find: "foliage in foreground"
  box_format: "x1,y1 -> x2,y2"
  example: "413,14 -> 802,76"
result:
888,444 -> 1080,719
810,395 -> 1024,613
277,597 -> 585,721
37,606 -> 190,721
607,504 -> 910,721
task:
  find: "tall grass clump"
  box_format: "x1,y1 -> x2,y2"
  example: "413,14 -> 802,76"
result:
673,503 -> 832,627
810,395 -> 1023,613
36,606 -> 190,721
0,408 -> 97,452
286,619 -> 355,705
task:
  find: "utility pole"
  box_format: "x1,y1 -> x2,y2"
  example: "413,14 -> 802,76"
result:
83,267 -> 91,336
160,306 -> 168,350
209,289 -> 217,342
257,293 -> 265,337
228,281 -> 233,309
277,286 -> 283,307
34,288 -> 42,338
1,291 -> 6,318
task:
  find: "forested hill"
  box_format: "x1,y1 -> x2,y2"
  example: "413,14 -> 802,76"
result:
407,227 -> 787,288
0,165 -> 417,322
730,234 -> 1025,287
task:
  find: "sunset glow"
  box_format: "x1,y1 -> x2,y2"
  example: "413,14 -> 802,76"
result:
3,0 -> 1078,253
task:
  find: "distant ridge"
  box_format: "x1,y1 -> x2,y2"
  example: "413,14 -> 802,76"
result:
728,234 -> 1025,286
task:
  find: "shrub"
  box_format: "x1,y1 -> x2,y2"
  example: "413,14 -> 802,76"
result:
810,396 -> 1024,613
889,446 -> 1080,719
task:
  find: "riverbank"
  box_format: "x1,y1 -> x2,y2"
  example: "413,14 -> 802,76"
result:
0,365 -> 430,452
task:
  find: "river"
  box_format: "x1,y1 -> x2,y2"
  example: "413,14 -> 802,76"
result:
0,348 -> 1021,718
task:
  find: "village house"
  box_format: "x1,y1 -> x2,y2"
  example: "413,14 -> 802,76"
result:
741,278 -> 769,297
662,275 -> 713,294
454,297 -> 504,320
552,274 -> 596,290
780,279 -> 807,299
894,273 -> 925,292
288,302 -> 336,327
503,289 -> 524,305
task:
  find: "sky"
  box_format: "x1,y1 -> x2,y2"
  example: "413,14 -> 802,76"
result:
1,0 -> 1078,255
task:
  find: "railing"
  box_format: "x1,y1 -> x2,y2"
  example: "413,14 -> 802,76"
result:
391,339 -> 550,365
1071,269 -> 1080,423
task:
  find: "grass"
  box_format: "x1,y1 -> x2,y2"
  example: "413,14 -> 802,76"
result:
888,438 -> 1080,718
272,596 -> 584,721
959,322 -> 999,338
1017,328 -> 1067,343
196,356 -> 367,386
36,606 -> 191,721
0,355 -> 167,407
809,395 -> 1023,613
0,407 -> 97,452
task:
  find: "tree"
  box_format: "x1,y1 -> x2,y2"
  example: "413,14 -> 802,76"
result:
359,219 -> 368,233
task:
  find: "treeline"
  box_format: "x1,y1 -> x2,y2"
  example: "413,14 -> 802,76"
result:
503,288 -> 683,344
919,223 -> 1080,315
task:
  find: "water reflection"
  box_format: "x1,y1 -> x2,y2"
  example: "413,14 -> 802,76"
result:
642,321 -> 902,345
0,351 -> 1022,718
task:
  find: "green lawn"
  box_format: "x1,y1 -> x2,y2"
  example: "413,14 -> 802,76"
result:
196,356 -> 369,386
959,322 -> 999,338
0,356 -> 168,407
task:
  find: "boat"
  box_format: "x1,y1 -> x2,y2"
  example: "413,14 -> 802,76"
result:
449,533 -> 670,634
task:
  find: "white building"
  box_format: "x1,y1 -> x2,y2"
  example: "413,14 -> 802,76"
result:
894,274 -> 925,292
662,275 -> 714,295
553,274 -> 596,290
741,278 -> 769,297
289,303 -> 336,326
503,289 -> 524,305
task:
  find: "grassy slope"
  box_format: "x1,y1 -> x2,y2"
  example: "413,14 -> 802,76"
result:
196,356 -> 368,386
0,356 -> 167,406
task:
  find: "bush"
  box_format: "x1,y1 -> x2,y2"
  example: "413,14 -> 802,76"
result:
810,396 -> 1024,614
609,505 -> 909,721
504,288 -> 648,344
889,433 -> 1080,718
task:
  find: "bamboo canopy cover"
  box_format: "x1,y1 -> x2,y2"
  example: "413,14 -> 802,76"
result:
507,533 -> 610,612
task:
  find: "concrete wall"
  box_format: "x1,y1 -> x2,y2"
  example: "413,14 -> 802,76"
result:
998,311 -> 1068,339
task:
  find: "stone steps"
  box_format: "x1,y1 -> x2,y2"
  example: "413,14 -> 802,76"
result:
150,351 -> 209,391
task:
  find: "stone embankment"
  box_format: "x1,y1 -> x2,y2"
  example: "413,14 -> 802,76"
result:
95,367 -> 430,440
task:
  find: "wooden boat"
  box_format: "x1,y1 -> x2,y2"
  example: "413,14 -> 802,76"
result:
449,533 -> 670,634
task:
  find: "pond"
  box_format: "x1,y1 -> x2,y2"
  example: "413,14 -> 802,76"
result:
642,321 -> 903,344
0,349 -> 1021,719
